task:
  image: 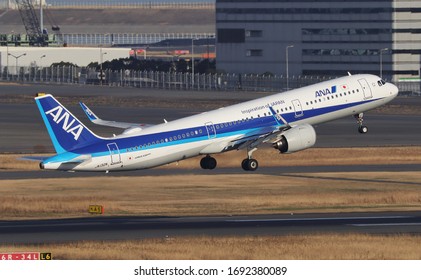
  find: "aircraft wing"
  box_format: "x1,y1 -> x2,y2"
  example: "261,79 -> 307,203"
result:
235,126 -> 286,151
234,106 -> 291,150
79,102 -> 154,130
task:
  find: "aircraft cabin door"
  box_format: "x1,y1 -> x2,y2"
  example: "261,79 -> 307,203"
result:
291,99 -> 303,118
107,143 -> 121,165
358,78 -> 373,99
205,122 -> 216,139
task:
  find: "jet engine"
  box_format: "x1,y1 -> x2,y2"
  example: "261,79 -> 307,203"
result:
273,124 -> 316,153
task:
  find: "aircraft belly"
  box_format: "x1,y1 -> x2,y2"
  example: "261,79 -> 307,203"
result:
119,141 -> 209,170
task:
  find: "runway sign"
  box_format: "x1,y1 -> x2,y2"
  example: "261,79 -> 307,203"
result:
0,252 -> 51,260
89,205 -> 104,214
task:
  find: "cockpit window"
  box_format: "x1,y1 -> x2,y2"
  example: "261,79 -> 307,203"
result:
378,79 -> 386,86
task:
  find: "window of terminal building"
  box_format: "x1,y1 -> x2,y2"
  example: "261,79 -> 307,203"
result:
246,30 -> 263,38
217,28 -> 245,43
246,49 -> 263,57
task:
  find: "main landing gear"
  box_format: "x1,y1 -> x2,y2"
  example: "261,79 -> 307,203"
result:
242,147 -> 259,171
200,155 -> 217,170
200,148 -> 260,172
354,113 -> 368,134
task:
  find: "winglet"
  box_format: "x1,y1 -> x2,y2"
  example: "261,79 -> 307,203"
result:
79,102 -> 99,122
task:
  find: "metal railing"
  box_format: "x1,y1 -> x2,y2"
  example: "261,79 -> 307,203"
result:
1,1 -> 215,10
60,33 -> 215,46
0,65 -> 419,95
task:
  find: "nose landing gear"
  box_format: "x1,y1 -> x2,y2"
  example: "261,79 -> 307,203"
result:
354,113 -> 368,134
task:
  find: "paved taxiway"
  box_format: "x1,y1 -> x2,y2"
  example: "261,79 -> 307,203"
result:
1,212 -> 421,244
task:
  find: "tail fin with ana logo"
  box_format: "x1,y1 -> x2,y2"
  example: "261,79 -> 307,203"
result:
35,93 -> 101,154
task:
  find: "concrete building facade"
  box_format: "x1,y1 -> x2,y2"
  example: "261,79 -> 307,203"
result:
216,0 -> 421,80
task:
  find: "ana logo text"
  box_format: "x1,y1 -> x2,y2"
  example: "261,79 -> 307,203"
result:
45,106 -> 83,140
315,86 -> 337,98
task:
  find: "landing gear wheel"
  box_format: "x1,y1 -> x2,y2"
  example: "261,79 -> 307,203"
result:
242,159 -> 249,171
358,125 -> 368,134
247,159 -> 258,171
200,156 -> 217,170
241,158 -> 258,171
354,113 -> 368,134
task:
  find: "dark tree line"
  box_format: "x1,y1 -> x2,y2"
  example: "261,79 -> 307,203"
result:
88,57 -> 216,74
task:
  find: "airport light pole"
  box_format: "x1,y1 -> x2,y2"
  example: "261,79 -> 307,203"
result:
191,38 -> 198,87
380,48 -> 389,79
286,45 -> 294,90
99,47 -> 107,85
39,55 -> 46,81
8,52 -> 26,79
6,42 -> 9,79
6,30 -> 14,80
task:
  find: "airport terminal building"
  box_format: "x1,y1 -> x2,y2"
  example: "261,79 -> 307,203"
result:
216,0 -> 421,80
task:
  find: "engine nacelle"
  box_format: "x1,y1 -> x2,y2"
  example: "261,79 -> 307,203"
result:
273,124 -> 316,154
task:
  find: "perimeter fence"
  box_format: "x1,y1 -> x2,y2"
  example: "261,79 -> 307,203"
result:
0,1 -> 214,9
0,65 -> 419,94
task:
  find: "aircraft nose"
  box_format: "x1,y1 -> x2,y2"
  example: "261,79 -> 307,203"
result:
389,82 -> 399,97
391,84 -> 399,96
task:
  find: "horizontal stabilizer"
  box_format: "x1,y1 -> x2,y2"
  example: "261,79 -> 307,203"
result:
19,156 -> 50,162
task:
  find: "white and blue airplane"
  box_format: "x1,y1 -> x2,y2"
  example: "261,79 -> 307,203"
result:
32,74 -> 398,172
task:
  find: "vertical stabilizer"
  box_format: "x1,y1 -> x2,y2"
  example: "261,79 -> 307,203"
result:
35,93 -> 100,153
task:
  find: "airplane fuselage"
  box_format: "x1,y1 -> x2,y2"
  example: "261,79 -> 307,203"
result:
38,74 -> 398,172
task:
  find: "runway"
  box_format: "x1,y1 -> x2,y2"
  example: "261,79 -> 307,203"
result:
1,211 -> 421,244
1,164 -> 421,180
